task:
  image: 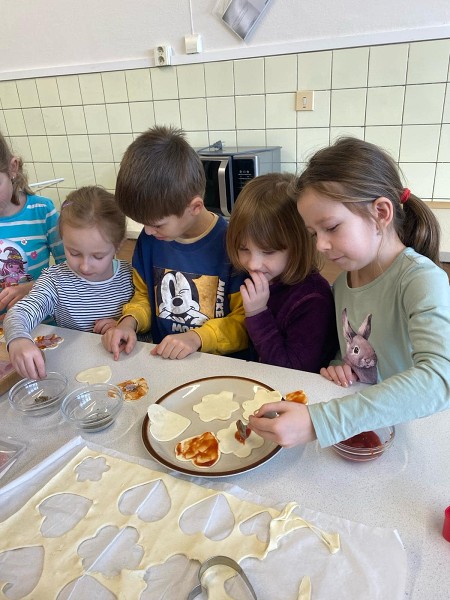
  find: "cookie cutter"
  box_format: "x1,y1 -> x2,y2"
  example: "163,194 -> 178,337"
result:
187,555 -> 257,600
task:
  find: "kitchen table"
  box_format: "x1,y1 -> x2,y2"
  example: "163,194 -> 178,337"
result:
0,324 -> 449,599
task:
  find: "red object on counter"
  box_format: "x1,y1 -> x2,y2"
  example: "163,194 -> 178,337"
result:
443,506 -> 450,542
342,430 -> 382,449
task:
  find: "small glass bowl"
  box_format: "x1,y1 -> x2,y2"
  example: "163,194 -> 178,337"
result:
9,372 -> 68,416
332,426 -> 395,462
61,383 -> 124,432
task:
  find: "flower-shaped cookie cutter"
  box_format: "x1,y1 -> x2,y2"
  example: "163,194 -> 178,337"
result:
187,555 -> 257,600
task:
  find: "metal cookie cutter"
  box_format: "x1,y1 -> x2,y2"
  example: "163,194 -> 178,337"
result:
187,556 -> 257,600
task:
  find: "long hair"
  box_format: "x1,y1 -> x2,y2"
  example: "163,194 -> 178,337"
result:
0,132 -> 33,205
295,137 -> 441,265
226,172 -> 320,285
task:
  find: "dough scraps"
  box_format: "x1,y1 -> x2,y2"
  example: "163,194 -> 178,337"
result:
117,378 -> 149,401
216,422 -> 264,458
242,389 -> 283,421
175,431 -> 221,467
285,390 -> 308,404
0,447 -> 340,598
193,391 -> 239,422
76,366 -> 112,384
147,404 -> 191,441
34,333 -> 64,350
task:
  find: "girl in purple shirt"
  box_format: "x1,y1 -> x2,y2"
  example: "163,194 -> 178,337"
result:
226,173 -> 338,373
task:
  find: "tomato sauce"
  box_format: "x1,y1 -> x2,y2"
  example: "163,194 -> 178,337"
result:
176,431 -> 220,467
342,430 -> 382,448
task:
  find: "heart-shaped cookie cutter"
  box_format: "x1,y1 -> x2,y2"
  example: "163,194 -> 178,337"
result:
187,555 -> 257,600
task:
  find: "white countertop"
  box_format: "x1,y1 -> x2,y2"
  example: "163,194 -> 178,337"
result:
1,324 -> 449,599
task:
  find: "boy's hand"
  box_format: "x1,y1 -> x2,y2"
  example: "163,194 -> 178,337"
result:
240,271 -> 269,317
0,282 -> 33,311
320,364 -> 357,387
151,330 -> 201,359
93,318 -> 117,335
8,338 -> 46,380
102,324 -> 137,360
249,402 -> 316,447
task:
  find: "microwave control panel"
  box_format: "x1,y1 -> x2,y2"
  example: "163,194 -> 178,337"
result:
233,158 -> 256,194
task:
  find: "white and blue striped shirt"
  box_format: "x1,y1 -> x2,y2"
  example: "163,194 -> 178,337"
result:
4,260 -> 134,344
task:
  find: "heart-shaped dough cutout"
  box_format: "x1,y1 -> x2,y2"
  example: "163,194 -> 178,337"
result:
76,366 -> 112,384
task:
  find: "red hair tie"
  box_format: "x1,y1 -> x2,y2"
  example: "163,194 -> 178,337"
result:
400,188 -> 411,204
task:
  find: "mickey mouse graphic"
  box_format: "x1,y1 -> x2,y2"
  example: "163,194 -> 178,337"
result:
157,270 -> 208,327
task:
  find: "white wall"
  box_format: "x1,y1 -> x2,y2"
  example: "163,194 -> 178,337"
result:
3,0 -> 450,80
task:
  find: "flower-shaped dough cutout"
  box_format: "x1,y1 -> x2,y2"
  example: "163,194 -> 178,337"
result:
216,422 -> 264,458
77,525 -> 144,577
39,493 -> 93,537
142,555 -> 199,598
75,456 -> 110,482
0,546 -> 44,598
242,389 -> 282,421
57,574 -> 116,600
119,480 -> 171,522
117,377 -> 148,401
34,333 -> 64,350
193,391 -> 239,421
179,494 -> 235,541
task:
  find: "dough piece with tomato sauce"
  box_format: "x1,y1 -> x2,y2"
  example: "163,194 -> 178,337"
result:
285,389 -> 308,404
117,377 -> 149,401
34,333 -> 64,350
175,431 -> 220,468
217,422 -> 264,458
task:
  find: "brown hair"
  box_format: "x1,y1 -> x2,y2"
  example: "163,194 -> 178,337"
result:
295,137 -> 441,265
226,173 -> 320,285
0,132 -> 34,205
115,125 -> 206,223
59,186 -> 126,248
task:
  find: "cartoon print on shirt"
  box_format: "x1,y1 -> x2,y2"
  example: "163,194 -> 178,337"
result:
155,269 -> 217,332
0,243 -> 32,288
342,308 -> 378,384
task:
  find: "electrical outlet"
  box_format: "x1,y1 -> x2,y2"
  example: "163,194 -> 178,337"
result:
154,45 -> 172,66
296,90 -> 314,111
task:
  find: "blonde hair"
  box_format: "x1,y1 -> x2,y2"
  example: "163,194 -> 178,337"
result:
0,132 -> 33,205
59,186 -> 126,248
295,137 -> 441,265
226,173 -> 320,285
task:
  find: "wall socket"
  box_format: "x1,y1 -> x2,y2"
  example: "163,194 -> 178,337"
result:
154,45 -> 172,66
296,90 -> 314,111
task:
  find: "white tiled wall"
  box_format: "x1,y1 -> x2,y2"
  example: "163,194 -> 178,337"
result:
0,39 -> 449,212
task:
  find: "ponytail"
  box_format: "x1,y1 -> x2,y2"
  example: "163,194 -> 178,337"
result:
400,193 -> 441,265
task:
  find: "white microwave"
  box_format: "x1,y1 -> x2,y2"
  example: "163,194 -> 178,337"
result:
197,146 -> 281,217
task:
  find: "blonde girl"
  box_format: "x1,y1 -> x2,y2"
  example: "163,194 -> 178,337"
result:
226,172 -> 338,372
249,138 -> 450,448
5,186 -> 134,380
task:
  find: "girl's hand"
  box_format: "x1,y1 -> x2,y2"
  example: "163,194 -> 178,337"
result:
8,338 -> 46,380
240,271 -> 269,317
93,318 -> 117,335
0,282 -> 33,311
151,330 -> 201,360
320,364 -> 357,387
102,324 -> 137,360
248,401 -> 316,447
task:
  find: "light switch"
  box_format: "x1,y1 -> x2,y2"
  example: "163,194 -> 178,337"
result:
296,90 -> 314,111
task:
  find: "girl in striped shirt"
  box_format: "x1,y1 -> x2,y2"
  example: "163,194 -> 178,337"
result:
5,186 -> 134,379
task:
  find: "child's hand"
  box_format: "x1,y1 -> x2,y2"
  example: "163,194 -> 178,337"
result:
0,282 -> 33,311
248,401 -> 316,447
8,338 -> 46,380
102,324 -> 137,360
93,318 -> 117,335
320,364 -> 357,387
240,271 -> 269,317
151,330 -> 201,359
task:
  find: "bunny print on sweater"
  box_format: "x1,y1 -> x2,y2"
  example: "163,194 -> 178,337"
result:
342,308 -> 378,384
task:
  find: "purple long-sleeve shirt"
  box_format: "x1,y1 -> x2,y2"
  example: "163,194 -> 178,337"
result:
244,271 -> 338,373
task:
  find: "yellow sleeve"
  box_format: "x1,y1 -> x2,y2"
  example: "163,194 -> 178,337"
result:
195,290 -> 248,355
120,268 -> 151,333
